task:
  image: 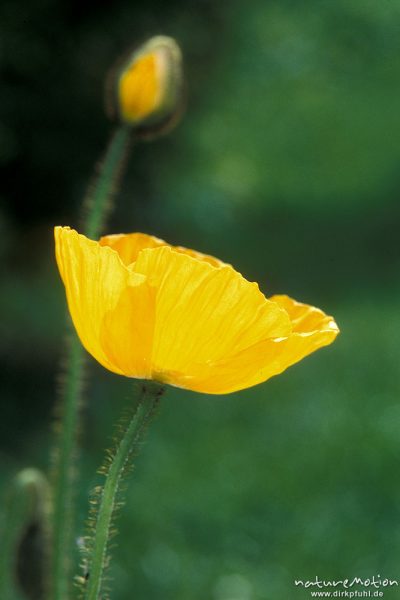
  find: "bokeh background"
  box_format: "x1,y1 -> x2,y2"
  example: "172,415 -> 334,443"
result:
1,0 -> 400,598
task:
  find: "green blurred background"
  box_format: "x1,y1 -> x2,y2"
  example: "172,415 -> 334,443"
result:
1,0 -> 400,598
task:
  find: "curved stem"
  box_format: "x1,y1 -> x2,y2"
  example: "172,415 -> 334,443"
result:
83,125 -> 132,239
0,469 -> 50,600
51,124 -> 133,600
84,384 -> 163,600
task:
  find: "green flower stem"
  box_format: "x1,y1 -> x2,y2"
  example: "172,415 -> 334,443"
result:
83,125 -> 132,240
84,384 -> 163,600
51,124 -> 133,600
51,338 -> 86,600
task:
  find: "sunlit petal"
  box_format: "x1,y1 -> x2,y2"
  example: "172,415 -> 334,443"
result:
100,232 -> 225,268
170,295 -> 339,394
55,226 -> 143,374
132,246 -> 291,376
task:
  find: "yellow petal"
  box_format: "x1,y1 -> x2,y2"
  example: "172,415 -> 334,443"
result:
169,295 -> 339,394
172,245 -> 226,268
99,232 -> 167,266
55,226 -> 146,375
100,284 -> 156,378
270,294 -> 337,335
100,232 -> 226,268
131,246 -> 292,383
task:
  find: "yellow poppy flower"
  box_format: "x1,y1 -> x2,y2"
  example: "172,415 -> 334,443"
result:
55,226 -> 339,394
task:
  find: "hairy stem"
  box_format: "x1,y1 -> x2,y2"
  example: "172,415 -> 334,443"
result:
51,125 -> 133,600
83,126 -> 132,240
51,338 -> 86,600
83,384 -> 163,600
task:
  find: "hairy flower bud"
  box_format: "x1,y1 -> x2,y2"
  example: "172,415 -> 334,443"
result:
106,35 -> 184,138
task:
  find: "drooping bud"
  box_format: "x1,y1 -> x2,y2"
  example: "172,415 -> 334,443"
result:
106,35 -> 184,138
0,468 -> 51,600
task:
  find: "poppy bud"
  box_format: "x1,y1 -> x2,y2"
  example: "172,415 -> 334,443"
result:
106,35 -> 184,138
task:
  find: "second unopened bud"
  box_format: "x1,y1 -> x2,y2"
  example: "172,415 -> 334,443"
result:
107,35 -> 184,138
